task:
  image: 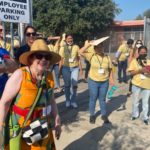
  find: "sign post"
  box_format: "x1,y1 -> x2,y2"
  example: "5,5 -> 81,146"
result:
0,0 -> 31,56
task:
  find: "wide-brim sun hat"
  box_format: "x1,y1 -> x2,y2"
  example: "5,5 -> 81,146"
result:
90,36 -> 109,46
19,39 -> 61,65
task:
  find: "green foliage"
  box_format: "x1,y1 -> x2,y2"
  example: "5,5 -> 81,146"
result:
135,8 -> 150,20
33,0 -> 120,43
143,9 -> 150,18
135,14 -> 143,20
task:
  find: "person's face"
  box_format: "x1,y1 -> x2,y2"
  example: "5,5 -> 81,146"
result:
128,43 -> 133,48
0,25 -> 3,40
66,35 -> 73,46
30,52 -> 51,72
94,44 -> 104,54
25,28 -> 36,47
138,48 -> 147,60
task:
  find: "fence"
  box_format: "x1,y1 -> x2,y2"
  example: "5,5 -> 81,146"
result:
104,30 -> 144,54
144,17 -> 150,57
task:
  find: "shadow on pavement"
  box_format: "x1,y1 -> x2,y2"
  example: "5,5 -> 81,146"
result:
94,95 -> 127,122
63,124 -> 117,150
57,89 -> 89,124
107,95 -> 127,116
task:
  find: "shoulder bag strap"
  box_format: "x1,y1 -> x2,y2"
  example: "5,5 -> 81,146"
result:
22,73 -> 47,128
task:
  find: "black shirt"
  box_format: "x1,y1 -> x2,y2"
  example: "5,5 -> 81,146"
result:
14,44 -> 30,61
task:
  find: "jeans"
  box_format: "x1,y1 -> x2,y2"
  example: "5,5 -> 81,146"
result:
132,85 -> 150,120
0,73 -> 8,97
118,60 -> 127,82
62,66 -> 79,103
84,60 -> 90,79
88,78 -> 109,116
52,64 -> 61,88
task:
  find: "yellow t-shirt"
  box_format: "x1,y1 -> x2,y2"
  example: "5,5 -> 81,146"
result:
59,44 -> 80,67
83,52 -> 112,81
14,39 -> 20,48
117,43 -> 130,61
53,40 -> 60,54
48,44 -> 54,52
128,59 -> 150,89
0,39 -> 11,52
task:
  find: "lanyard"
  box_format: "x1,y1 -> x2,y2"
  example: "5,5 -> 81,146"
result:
65,45 -> 72,58
96,54 -> 104,68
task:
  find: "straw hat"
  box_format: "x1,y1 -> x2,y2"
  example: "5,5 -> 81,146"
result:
19,39 -> 61,65
90,36 -> 109,46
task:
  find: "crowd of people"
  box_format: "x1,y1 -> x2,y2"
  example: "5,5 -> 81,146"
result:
0,23 -> 150,150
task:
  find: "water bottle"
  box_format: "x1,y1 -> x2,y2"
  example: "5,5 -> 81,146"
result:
107,85 -> 118,100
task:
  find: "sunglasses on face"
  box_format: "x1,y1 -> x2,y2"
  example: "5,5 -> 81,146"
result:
26,32 -> 36,37
0,29 -> 3,32
34,53 -> 51,60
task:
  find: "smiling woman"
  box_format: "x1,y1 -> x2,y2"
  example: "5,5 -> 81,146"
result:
0,39 -> 61,150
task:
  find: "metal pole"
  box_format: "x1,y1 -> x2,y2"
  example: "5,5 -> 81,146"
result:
143,16 -> 147,45
10,23 -> 14,57
2,22 -> 6,49
109,31 -> 112,54
29,0 -> 33,25
19,23 -> 25,45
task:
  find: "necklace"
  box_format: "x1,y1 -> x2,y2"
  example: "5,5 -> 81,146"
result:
28,67 -> 37,84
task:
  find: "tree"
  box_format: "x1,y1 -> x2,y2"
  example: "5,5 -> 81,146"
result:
135,14 -> 143,20
135,8 -> 150,20
33,0 -> 120,43
143,9 -> 150,18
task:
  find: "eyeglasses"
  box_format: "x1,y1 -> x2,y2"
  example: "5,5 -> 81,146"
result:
26,32 -> 36,37
0,29 -> 3,32
136,42 -> 142,44
34,53 -> 51,60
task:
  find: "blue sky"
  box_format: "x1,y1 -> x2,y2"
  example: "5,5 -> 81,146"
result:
114,0 -> 150,21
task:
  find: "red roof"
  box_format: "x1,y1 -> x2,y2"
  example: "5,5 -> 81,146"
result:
113,20 -> 144,27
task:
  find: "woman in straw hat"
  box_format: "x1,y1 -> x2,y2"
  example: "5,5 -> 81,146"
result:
0,39 -> 61,150
79,37 -> 114,124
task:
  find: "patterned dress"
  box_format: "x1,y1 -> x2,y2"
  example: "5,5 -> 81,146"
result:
5,67 -> 56,150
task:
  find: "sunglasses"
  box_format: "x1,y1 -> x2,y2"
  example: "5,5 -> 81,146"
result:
0,29 -> 3,32
26,32 -> 36,37
34,53 -> 51,60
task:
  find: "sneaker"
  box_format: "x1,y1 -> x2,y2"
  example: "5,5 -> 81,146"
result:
143,120 -> 149,125
127,92 -> 132,97
70,102 -> 78,108
56,88 -> 63,93
89,115 -> 95,124
66,101 -> 70,108
131,117 -> 138,120
83,78 -> 88,83
123,81 -> 128,84
118,80 -> 122,83
104,119 -> 111,124
101,115 -> 111,124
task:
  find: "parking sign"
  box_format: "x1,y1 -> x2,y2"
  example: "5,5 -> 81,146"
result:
0,0 -> 30,23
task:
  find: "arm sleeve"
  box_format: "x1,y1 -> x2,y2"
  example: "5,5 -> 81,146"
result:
128,59 -> 137,72
82,52 -> 94,62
